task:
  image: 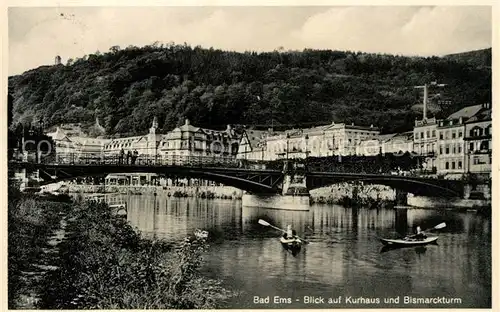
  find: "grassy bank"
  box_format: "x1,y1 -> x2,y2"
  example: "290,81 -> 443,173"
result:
8,183 -> 235,309
8,186 -> 70,308
37,199 -> 234,309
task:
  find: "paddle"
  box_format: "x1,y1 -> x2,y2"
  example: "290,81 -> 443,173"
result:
423,222 -> 446,232
258,219 -> 310,244
406,222 -> 446,239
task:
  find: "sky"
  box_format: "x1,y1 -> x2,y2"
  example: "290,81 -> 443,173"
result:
8,5 -> 492,76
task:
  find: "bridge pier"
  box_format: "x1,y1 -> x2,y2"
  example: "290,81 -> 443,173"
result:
395,189 -> 408,206
241,161 -> 310,211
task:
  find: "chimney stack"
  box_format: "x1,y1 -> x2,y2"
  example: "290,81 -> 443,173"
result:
423,84 -> 428,120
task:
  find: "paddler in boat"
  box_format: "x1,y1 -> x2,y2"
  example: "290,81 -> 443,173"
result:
282,225 -> 298,240
406,226 -> 427,241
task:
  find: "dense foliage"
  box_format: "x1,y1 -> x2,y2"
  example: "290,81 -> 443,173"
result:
8,44 -> 491,135
39,200 -> 234,309
8,186 -> 234,309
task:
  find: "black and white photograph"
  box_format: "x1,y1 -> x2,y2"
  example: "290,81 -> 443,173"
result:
6,3 -> 494,310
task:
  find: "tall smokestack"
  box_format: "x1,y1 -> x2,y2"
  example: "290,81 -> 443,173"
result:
423,84 -> 428,120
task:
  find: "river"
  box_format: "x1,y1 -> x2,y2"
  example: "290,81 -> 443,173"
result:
106,193 -> 491,309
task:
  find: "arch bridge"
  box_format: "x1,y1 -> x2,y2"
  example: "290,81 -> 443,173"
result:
10,154 -> 465,198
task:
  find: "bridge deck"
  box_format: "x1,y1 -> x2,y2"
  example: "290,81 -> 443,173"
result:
10,154 -> 465,198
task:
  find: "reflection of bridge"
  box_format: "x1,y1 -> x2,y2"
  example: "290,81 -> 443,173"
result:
10,154 -> 464,198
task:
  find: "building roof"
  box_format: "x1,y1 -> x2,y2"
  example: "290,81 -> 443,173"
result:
377,133 -> 398,142
47,127 -> 71,141
244,130 -> 269,150
392,131 -> 414,140
344,124 -> 379,131
465,108 -> 491,123
447,104 -> 483,120
178,119 -> 200,133
301,124 -> 334,134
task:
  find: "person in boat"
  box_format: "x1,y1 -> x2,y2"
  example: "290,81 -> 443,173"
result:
282,225 -> 298,240
407,226 -> 427,240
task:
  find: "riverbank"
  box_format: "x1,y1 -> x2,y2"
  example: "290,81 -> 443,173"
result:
8,186 -> 235,309
8,187 -> 70,308
407,194 -> 491,211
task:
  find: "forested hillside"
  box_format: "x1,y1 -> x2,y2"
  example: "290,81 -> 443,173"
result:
8,44 -> 491,136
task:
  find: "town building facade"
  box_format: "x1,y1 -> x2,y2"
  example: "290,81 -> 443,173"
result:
358,131 -> 414,157
238,122 -> 380,161
237,129 -> 271,160
463,104 -> 492,177
47,117 -> 241,164
160,119 -> 240,161
434,103 -> 491,178
436,117 -> 465,177
413,117 -> 438,170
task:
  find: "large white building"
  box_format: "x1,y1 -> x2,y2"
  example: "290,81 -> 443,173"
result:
47,117 -> 241,164
160,119 -> 239,160
102,117 -> 163,159
237,122 -> 380,161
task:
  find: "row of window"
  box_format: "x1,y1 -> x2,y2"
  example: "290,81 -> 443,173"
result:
415,143 -> 436,154
439,129 -> 463,140
470,126 -> 491,137
442,156 -> 492,170
444,161 -> 462,170
415,129 -> 436,140
417,125 -> 491,141
469,141 -> 490,151
439,143 -> 463,155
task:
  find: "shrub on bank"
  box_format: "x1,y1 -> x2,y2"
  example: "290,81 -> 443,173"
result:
39,200 -> 234,309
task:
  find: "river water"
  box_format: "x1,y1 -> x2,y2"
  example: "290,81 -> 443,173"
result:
109,194 -> 491,309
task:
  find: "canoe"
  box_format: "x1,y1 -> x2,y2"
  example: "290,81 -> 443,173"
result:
379,236 -> 438,247
280,237 -> 302,255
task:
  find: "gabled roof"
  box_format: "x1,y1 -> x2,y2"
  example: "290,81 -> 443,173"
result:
47,127 -> 71,141
244,130 -> 269,150
447,104 -> 483,120
179,123 -> 200,133
465,109 -> 491,123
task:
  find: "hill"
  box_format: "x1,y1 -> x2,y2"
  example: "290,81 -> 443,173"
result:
8,44 -> 491,136
444,48 -> 491,69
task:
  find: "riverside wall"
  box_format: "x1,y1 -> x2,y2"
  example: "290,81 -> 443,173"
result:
46,183 -> 243,199
309,183 -> 396,204
407,194 -> 491,209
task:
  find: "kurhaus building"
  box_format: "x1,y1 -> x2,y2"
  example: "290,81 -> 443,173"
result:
160,119 -> 239,160
47,117 -> 241,163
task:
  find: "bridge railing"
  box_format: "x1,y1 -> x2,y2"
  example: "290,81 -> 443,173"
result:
26,152 -> 430,177
37,153 -> 261,168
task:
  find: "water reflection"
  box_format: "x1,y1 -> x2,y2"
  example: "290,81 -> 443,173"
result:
106,194 -> 491,308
